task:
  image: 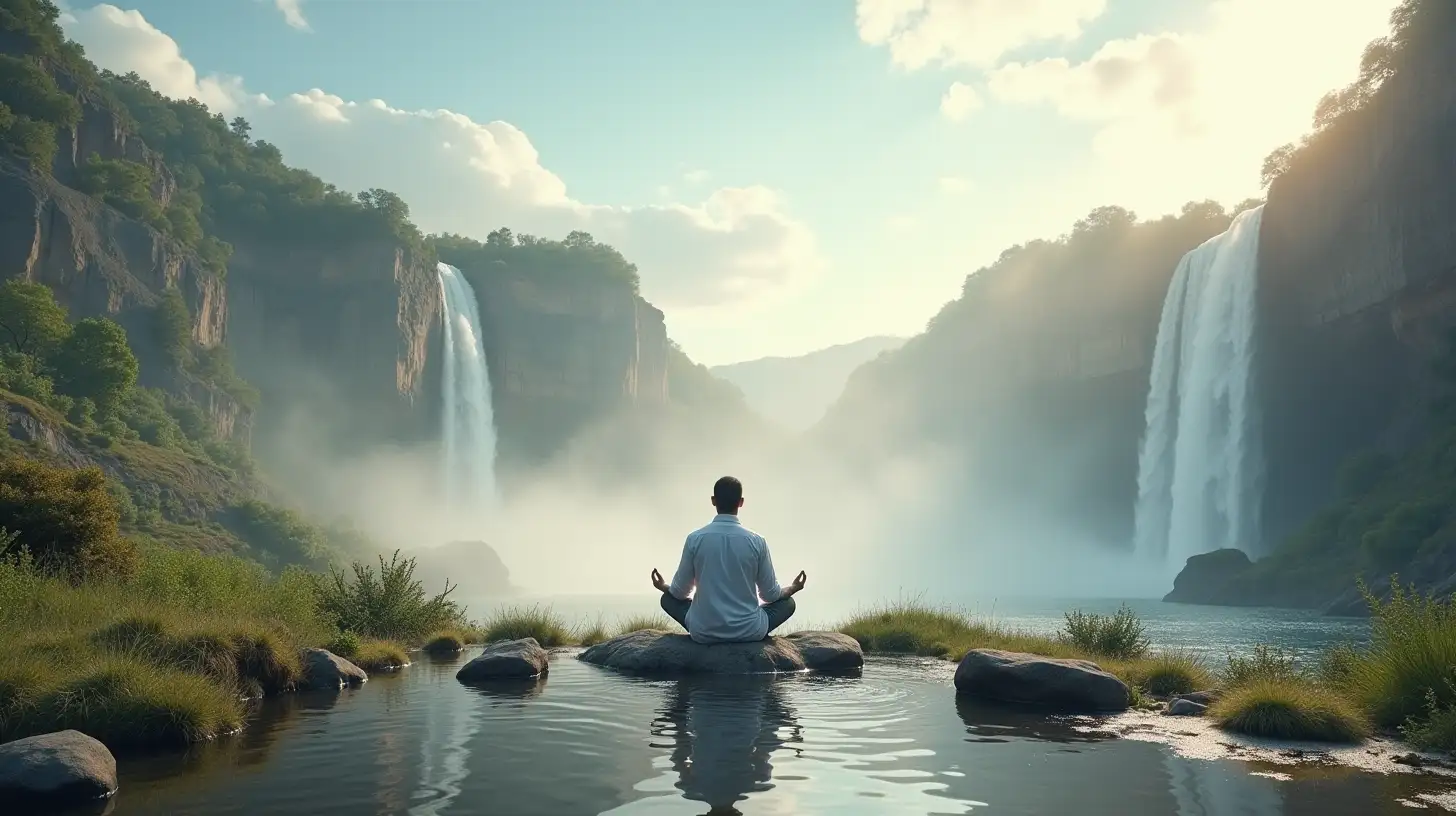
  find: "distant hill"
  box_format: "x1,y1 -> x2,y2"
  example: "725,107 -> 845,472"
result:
711,337 -> 906,431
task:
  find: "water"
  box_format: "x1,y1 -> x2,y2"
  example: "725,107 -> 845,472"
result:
96,652 -> 1450,816
437,262 -> 498,508
1134,206 -> 1267,570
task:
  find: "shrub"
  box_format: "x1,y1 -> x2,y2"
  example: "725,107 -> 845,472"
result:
1061,604 -> 1150,659
1402,683 -> 1456,752
0,457 -> 127,581
1209,678 -> 1370,743
423,629 -> 467,654
326,630 -> 361,659
316,550 -> 463,642
837,598 -> 1075,661
480,605 -> 571,647
1344,579 -> 1456,727
1223,643 -> 1301,688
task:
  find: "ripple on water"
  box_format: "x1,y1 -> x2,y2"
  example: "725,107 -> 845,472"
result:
91,649 -> 1456,816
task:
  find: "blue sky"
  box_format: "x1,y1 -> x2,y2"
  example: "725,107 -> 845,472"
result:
64,0 -> 1397,365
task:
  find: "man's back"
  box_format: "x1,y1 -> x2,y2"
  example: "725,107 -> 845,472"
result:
668,514 -> 782,644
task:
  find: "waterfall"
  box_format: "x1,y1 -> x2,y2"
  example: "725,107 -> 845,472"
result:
437,262 -> 498,508
1133,205 -> 1265,570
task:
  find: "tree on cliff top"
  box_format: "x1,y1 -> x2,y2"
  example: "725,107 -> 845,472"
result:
432,230 -> 641,292
0,280 -> 69,356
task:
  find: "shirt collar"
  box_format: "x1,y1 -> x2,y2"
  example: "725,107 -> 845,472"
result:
711,514 -> 741,525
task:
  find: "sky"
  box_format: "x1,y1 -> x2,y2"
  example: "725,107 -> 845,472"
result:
59,0 -> 1400,366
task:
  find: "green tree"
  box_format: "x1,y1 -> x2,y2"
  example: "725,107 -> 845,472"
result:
0,456 -> 134,582
77,156 -> 163,227
152,288 -> 192,369
228,116 -> 251,141
54,317 -> 139,415
0,279 -> 69,355
0,53 -> 81,126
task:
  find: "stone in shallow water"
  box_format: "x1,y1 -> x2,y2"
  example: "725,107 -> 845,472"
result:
456,638 -> 550,683
0,730 -> 117,808
953,649 -> 1131,713
1173,689 -> 1222,707
301,648 -> 369,691
578,629 -> 863,675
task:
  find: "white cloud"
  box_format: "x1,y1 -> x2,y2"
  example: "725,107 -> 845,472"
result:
984,0 -> 1402,205
682,169 -> 709,184
64,4 -> 822,313
938,176 -> 970,195
857,0 -> 1107,70
939,81 -> 982,121
274,0 -> 310,31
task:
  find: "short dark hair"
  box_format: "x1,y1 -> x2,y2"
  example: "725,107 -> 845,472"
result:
712,476 -> 743,514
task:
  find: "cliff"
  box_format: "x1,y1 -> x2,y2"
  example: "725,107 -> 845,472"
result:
0,157 -> 245,441
465,262 -> 669,467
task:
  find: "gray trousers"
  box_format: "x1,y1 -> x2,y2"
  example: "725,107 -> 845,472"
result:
659,592 -> 796,638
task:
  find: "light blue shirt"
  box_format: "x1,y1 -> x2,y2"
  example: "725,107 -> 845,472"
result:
668,514 -> 784,644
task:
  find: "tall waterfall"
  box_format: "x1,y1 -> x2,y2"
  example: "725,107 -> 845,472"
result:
437,262 -> 498,508
1133,205 -> 1266,569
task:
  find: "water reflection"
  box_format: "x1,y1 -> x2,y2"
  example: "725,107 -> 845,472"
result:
653,675 -> 796,814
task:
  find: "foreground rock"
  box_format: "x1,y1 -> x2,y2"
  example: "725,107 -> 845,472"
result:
954,649 -> 1131,712
0,731 -> 117,807
1166,698 -> 1208,716
456,638 -> 550,683
579,630 -> 863,675
301,648 -> 369,691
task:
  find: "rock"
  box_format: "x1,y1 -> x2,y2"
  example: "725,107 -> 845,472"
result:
1163,549 -> 1254,605
1166,698 -> 1208,716
301,648 -> 368,691
1173,689 -> 1223,707
578,630 -> 862,676
784,631 -> 865,672
456,638 -> 550,683
953,649 -> 1131,712
0,730 -> 117,807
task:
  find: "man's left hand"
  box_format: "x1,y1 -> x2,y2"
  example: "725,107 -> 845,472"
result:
651,568 -> 669,593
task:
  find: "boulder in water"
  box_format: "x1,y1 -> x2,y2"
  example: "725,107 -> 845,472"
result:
1163,548 -> 1254,605
301,648 -> 368,691
0,730 -> 117,807
954,649 -> 1131,712
456,638 -> 549,683
578,630 -> 862,676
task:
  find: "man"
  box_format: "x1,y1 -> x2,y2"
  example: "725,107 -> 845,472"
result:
651,476 -> 807,644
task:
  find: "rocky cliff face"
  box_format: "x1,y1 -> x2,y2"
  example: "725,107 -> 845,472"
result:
0,158 -> 243,440
1257,25 -> 1456,546
469,266 -> 668,466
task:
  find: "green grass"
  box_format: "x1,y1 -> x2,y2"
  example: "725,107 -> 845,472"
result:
1110,650 -> 1214,697
350,638 -> 408,671
423,629 -> 468,654
1339,581 -> 1456,729
1223,643 -> 1301,688
480,605 -> 571,646
1402,684 -> 1456,752
614,614 -> 680,636
1061,605 -> 1150,660
837,599 -> 1080,661
575,617 -> 610,647
1209,678 -> 1371,743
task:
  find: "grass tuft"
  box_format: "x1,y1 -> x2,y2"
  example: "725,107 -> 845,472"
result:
1224,643 -> 1301,688
837,598 -> 1077,661
614,614 -> 680,636
1111,649 -> 1214,697
1342,580 -> 1456,728
351,638 -> 409,671
423,629 -> 468,654
1209,678 -> 1371,743
575,617 -> 609,647
480,605 -> 571,647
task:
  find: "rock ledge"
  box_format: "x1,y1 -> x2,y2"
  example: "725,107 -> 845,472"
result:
579,630 -> 863,676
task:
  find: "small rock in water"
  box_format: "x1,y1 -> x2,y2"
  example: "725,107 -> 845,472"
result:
1173,689 -> 1223,707
457,638 -> 550,682
1166,698 -> 1208,716
578,630 -> 862,676
953,649 -> 1131,713
301,648 -> 369,691
0,730 -> 117,808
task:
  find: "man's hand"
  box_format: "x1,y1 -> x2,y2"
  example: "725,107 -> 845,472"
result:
651,568 -> 669,593
783,570 -> 807,597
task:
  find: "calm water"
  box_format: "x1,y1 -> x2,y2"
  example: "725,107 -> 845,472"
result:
92,646 -> 1453,816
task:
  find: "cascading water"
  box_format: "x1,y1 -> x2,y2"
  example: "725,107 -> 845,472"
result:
437,262 -> 498,509
1133,205 -> 1266,571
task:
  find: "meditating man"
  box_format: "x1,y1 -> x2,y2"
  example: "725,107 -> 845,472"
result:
651,476 -> 807,644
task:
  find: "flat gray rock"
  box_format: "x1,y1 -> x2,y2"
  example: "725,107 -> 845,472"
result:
954,649 -> 1131,713
1166,698 -> 1208,716
301,648 -> 368,691
457,638 -> 549,683
578,629 -> 862,675
1172,689 -> 1222,707
0,730 -> 117,807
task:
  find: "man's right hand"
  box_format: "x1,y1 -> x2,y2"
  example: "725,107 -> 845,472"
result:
651,568 -> 669,593
784,570 -> 807,597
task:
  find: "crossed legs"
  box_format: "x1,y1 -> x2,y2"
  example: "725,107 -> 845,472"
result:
658,593 -> 797,637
